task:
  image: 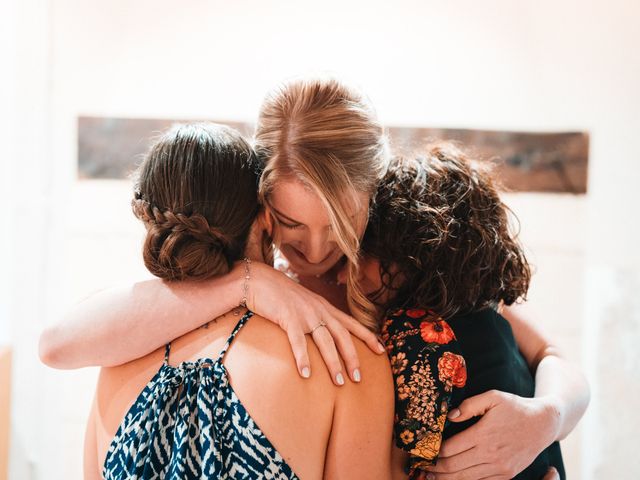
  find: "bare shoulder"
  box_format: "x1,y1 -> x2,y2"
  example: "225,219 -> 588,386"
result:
94,347 -> 165,436
225,312 -> 335,386
229,313 -> 391,390
338,335 -> 393,401
353,334 -> 392,379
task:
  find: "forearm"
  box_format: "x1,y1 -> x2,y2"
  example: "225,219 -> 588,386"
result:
502,303 -> 590,440
533,352 -> 590,441
39,266 -> 243,369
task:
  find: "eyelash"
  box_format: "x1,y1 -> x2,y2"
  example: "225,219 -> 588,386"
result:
279,220 -> 303,230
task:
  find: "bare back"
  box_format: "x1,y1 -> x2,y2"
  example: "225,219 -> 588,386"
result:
85,310 -> 393,479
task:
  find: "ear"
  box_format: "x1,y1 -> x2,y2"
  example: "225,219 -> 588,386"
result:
252,208 -> 276,265
261,207 -> 275,237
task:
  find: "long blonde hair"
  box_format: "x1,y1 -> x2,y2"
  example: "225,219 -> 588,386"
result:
255,76 -> 390,329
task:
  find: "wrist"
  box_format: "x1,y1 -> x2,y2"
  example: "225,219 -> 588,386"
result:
238,260 -> 274,312
535,395 -> 563,444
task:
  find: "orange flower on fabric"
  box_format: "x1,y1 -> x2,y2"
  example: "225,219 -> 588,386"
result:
399,429 -> 415,444
420,320 -> 455,344
438,352 -> 467,388
406,308 -> 427,318
409,430 -> 442,462
390,352 -> 409,375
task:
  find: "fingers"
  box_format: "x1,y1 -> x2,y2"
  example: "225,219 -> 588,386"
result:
252,266 -> 380,384
425,446 -> 479,473
310,324 -> 346,386
541,467 -> 560,480
438,424 -> 481,458
447,390 -> 501,423
324,319 -> 362,382
425,463 -> 510,480
285,326 -> 311,379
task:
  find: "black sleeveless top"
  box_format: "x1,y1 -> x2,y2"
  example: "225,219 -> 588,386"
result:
382,307 -> 565,479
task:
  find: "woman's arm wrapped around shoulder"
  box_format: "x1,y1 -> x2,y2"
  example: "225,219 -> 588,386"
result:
38,269 -> 242,369
39,262 -> 384,385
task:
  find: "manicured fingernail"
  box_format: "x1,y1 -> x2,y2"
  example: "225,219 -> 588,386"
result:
301,367 -> 310,378
377,342 -> 386,353
336,373 -> 345,385
353,369 -> 361,382
448,408 -> 460,419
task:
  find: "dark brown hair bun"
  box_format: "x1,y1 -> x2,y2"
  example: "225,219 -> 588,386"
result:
132,123 -> 260,281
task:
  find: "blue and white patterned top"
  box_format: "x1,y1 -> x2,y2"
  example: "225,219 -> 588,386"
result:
103,311 -> 299,479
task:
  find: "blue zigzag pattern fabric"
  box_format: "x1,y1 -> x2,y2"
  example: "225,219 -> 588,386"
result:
103,311 -> 299,479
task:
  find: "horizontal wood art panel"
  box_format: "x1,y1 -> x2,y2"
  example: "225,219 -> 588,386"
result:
78,117 -> 588,193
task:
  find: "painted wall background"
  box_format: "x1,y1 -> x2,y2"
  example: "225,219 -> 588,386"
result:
1,0 -> 638,478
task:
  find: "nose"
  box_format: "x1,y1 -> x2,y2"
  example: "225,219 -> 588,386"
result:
303,234 -> 333,264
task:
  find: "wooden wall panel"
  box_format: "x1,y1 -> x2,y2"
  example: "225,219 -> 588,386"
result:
78,117 -> 589,193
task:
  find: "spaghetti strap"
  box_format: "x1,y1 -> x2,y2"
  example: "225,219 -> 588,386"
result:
163,343 -> 171,365
217,310 -> 253,362
103,304 -> 298,479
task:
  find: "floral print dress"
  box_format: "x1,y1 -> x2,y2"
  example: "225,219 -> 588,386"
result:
382,307 -> 566,480
382,308 -> 467,476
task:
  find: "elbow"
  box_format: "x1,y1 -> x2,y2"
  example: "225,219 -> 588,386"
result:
39,325 -> 71,369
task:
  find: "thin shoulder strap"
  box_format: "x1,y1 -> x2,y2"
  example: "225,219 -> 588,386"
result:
217,310 -> 253,362
163,343 -> 171,365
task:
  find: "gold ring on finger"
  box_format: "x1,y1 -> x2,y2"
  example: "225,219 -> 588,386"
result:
309,321 -> 327,335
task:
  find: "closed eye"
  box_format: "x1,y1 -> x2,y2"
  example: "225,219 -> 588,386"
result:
281,222 -> 303,230
269,207 -> 306,231
276,218 -> 304,230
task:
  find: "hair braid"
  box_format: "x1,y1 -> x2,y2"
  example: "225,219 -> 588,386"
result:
131,198 -> 233,280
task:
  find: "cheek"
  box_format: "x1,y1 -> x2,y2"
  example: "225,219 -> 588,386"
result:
358,259 -> 383,293
366,267 -> 384,291
272,225 -> 302,246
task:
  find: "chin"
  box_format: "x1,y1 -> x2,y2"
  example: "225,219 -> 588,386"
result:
288,259 -> 334,277
284,248 -> 342,277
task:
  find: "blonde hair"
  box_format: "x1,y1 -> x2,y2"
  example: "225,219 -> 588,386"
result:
255,76 -> 390,329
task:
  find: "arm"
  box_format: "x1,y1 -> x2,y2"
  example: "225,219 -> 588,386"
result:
323,348 -> 394,479
503,303 -> 590,440
39,267 -> 241,369
426,303 -> 590,479
39,262 -> 384,384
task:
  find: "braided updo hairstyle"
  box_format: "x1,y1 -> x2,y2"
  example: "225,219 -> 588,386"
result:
132,123 -> 260,281
363,143 -> 531,319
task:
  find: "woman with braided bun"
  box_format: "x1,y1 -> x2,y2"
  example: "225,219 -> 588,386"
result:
43,76 -> 588,479
84,123 -> 393,479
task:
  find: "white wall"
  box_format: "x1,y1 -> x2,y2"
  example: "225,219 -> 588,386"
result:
5,0 -> 639,478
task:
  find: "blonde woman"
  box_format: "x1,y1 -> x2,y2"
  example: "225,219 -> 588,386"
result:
41,77 -> 588,478
85,123 -> 393,479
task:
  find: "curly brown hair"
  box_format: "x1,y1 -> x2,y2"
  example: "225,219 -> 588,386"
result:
362,143 -> 531,319
132,123 -> 260,281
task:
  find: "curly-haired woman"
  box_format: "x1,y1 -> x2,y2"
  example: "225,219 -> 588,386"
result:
355,144 -> 587,479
